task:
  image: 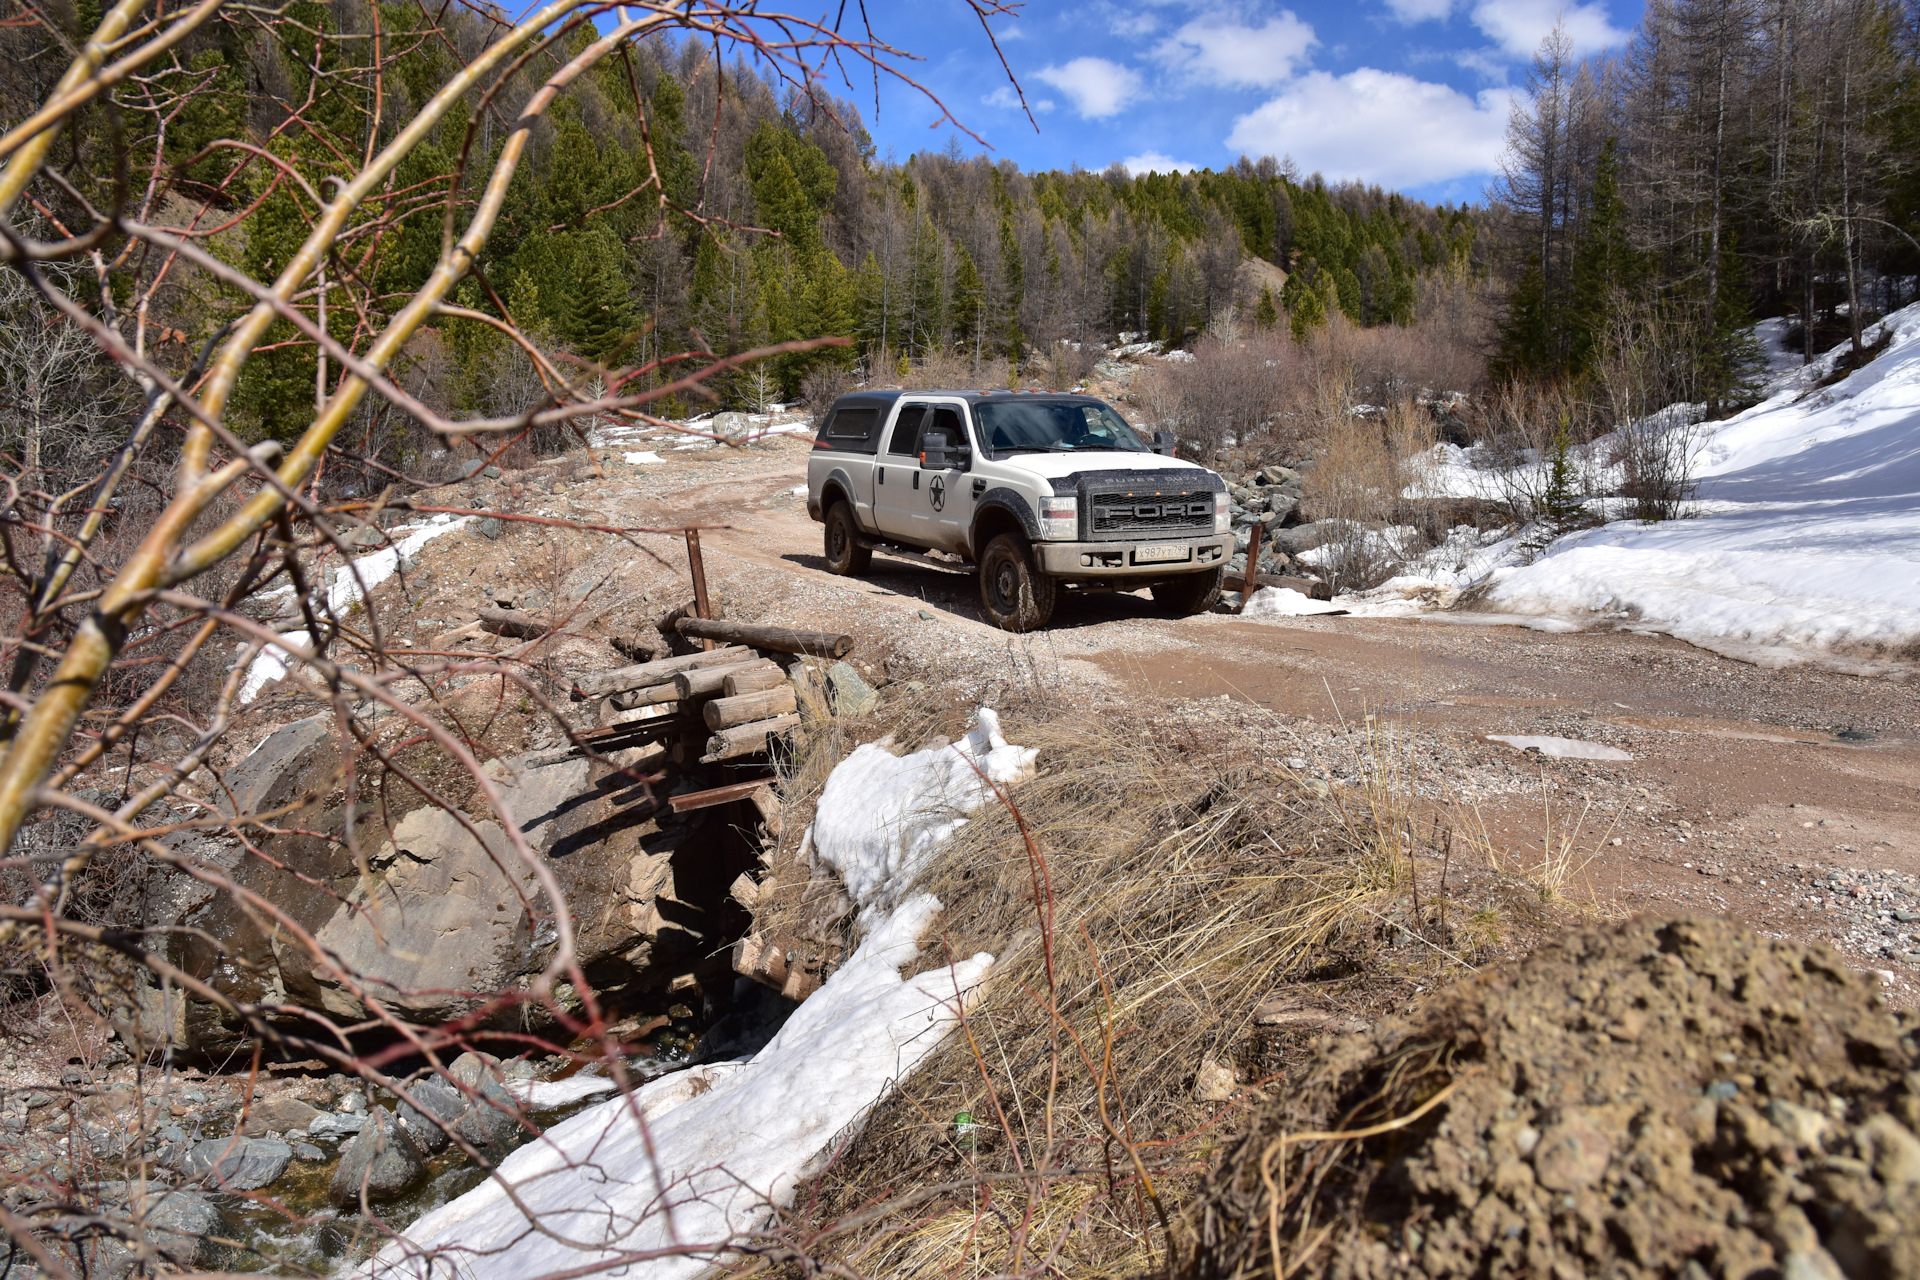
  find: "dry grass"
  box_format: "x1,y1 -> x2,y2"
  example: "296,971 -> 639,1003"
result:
1456,780 -> 1623,912
758,695 -> 1469,1278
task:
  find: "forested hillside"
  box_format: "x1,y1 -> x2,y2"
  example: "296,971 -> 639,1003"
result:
0,2 -> 1479,451
1492,0 -> 1920,415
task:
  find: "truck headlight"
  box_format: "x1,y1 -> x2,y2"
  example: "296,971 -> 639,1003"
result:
1040,495 -> 1077,541
1213,491 -> 1230,534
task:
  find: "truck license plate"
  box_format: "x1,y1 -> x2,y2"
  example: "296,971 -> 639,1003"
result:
1134,543 -> 1191,565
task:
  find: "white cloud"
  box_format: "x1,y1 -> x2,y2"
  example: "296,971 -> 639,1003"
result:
1384,0 -> 1456,23
1122,151 -> 1199,175
1225,69 -> 1519,187
1470,0 -> 1628,55
1035,57 -> 1143,119
1111,12 -> 1159,37
982,85 -> 1021,109
1154,10 -> 1318,86
1036,98 -> 1056,113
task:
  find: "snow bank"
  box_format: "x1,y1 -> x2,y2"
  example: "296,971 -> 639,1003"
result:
1482,302 -> 1920,669
369,711 -> 1032,1280
238,516 -> 470,703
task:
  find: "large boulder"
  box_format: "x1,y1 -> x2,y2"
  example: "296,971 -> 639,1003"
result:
310,806 -> 541,1023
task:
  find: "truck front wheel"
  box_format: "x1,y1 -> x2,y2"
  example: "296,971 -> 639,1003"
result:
1152,566 -> 1225,616
823,502 -> 871,576
978,534 -> 1057,632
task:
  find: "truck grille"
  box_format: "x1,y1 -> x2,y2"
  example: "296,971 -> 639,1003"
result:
1088,489 -> 1214,540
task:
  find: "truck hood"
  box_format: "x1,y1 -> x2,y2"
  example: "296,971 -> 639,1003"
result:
993,452 -> 1216,481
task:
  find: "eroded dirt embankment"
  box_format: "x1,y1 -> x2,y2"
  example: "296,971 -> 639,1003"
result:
1188,915 -> 1920,1279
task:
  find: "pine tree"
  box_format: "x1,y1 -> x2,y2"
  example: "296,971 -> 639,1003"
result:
1282,261 -> 1328,342
1255,283 -> 1279,331
1567,138 -> 1634,376
952,246 -> 985,362
560,227 -> 640,364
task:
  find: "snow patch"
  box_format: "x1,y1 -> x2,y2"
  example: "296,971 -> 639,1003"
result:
1487,734 -> 1632,762
1242,586 -> 1347,617
623,450 -> 662,465
509,1077 -> 618,1109
811,707 -> 1038,911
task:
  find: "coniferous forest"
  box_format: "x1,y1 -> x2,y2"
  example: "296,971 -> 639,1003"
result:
0,0 -> 1915,470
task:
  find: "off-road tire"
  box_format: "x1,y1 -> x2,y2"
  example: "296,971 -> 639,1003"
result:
1152,566 -> 1225,616
978,534 -> 1057,632
823,502 -> 871,576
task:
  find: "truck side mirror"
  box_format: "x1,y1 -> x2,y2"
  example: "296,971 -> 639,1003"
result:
1152,430 -> 1177,457
920,446 -> 948,470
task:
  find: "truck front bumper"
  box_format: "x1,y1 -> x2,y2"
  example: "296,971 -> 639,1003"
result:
1035,536 -> 1231,577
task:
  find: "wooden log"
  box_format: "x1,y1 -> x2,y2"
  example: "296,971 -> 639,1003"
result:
723,664 -> 788,697
478,606 -> 551,639
672,659 -> 779,700
676,617 -> 853,659
608,684 -> 679,712
703,685 -> 799,730
701,713 -> 801,762
574,645 -> 750,697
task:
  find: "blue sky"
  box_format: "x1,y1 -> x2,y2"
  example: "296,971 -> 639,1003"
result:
783,0 -> 1645,204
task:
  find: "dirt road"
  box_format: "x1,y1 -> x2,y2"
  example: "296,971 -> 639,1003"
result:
555,434 -> 1920,986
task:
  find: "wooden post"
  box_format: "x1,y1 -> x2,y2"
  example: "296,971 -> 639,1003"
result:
685,529 -> 713,651
1238,521 -> 1264,614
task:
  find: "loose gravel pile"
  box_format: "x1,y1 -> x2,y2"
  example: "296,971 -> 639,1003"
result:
1792,864 -> 1920,964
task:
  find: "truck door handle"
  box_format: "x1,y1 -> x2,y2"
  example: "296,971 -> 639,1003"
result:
912,473 -> 919,490
877,467 -> 884,485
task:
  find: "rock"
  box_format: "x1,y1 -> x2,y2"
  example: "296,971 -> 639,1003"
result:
916,608 -> 936,621
101,1190 -> 223,1271
394,1078 -> 465,1154
1255,464 -> 1302,486
1260,493 -> 1299,524
1767,1098 -> 1829,1148
478,516 -> 503,540
241,1096 -> 321,1137
184,1136 -> 293,1191
396,1074 -> 520,1153
481,465 -> 501,479
1193,1058 -> 1237,1103
292,1141 -> 326,1162
311,806 -> 543,1023
1270,522 -> 1329,556
328,1108 -> 426,1209
826,661 -> 878,717
307,1111 -> 365,1142
1530,1110 -> 1613,1191
1855,1113 -> 1920,1188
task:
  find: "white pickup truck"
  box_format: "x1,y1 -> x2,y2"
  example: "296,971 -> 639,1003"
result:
805,390 -> 1232,631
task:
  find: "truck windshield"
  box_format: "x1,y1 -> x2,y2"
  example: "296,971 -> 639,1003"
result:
974,401 -> 1149,456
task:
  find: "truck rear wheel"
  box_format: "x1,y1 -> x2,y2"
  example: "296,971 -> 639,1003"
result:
823,502 -> 871,576
1152,566 -> 1225,616
978,534 -> 1057,632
